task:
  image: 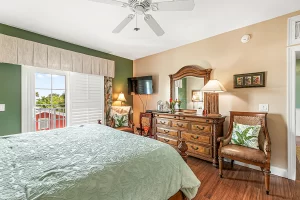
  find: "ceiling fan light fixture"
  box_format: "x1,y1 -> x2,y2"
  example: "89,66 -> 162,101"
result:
90,0 -> 195,36
151,4 -> 158,11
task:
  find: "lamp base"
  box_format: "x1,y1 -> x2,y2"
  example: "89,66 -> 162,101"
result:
205,93 -> 219,114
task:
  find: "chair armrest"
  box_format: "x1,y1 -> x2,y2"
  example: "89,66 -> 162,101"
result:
217,135 -> 231,147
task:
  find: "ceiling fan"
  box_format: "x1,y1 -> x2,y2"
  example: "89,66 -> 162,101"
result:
90,0 -> 195,36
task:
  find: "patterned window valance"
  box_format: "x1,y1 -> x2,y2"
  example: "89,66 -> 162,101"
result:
0,34 -> 115,78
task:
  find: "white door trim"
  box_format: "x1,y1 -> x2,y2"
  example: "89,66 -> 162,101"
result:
287,45 -> 300,180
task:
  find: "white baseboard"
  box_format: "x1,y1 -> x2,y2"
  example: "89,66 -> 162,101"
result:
224,158 -> 287,178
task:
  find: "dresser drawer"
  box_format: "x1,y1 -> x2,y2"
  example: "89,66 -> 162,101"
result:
156,118 -> 171,126
181,132 -> 211,145
187,142 -> 212,157
157,135 -> 178,146
191,123 -> 212,133
171,120 -> 189,129
180,116 -> 213,123
155,114 -> 179,120
156,127 -> 178,137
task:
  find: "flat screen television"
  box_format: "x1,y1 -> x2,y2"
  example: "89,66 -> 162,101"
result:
128,76 -> 153,95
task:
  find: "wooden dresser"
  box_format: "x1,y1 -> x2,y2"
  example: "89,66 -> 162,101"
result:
153,112 -> 226,167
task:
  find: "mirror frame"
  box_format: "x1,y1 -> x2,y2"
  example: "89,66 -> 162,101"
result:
169,65 -> 212,112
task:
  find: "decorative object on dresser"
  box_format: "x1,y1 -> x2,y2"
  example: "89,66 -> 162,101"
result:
201,79 -> 226,114
107,106 -> 134,133
218,111 -> 271,194
116,92 -> 127,106
153,112 -> 226,167
233,72 -> 266,88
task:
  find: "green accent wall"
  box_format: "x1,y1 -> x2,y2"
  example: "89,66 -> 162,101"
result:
178,78 -> 187,109
0,63 -> 21,135
296,59 -> 300,108
0,23 -> 133,135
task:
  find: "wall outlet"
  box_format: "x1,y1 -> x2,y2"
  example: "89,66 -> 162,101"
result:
259,104 -> 269,112
0,104 -> 5,112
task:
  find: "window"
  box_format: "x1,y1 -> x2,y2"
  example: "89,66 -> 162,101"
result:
22,66 -> 104,133
35,73 -> 66,131
288,15 -> 300,46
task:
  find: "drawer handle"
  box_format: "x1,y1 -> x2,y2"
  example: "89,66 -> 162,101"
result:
182,117 -> 185,119
173,116 -> 177,119
160,121 -> 166,124
206,119 -> 209,123
196,126 -> 205,130
163,130 -> 169,133
191,146 -> 199,150
191,135 -> 199,140
177,123 -> 184,127
164,139 -> 170,142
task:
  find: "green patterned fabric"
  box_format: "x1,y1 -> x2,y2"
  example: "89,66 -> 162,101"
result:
113,114 -> 129,128
230,122 -> 261,149
0,124 -> 200,200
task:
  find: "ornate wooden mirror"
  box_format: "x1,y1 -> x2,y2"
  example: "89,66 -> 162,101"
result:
169,65 -> 218,114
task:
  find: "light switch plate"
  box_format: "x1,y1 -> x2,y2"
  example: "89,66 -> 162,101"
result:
0,104 -> 5,112
259,104 -> 268,112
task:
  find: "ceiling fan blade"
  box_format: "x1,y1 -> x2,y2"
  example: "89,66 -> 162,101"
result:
89,0 -> 128,7
112,14 -> 135,33
144,14 -> 165,36
152,0 -> 195,11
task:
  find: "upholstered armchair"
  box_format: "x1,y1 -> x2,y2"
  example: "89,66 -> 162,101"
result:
109,106 -> 134,133
218,111 -> 271,194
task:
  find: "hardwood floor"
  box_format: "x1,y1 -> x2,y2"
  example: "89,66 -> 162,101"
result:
187,157 -> 300,200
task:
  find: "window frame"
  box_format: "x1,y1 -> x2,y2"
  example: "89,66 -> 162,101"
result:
22,66 -> 69,132
288,15 -> 300,46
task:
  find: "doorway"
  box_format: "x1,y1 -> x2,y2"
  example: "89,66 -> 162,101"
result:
296,52 -> 300,180
287,46 -> 300,181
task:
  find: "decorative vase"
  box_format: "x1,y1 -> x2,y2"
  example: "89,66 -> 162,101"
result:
170,107 -> 175,114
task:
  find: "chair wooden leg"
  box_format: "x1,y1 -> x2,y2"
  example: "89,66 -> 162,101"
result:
219,156 -> 223,178
264,169 -> 271,195
230,160 -> 234,169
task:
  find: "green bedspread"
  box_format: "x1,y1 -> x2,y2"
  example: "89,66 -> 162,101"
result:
0,124 -> 200,200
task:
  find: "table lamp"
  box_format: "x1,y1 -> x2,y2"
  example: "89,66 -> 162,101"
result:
201,80 -> 226,114
117,92 -> 126,106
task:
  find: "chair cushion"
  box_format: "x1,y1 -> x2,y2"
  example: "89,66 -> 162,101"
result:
113,114 -> 129,128
221,144 -> 266,163
115,127 -> 134,133
230,122 -> 261,149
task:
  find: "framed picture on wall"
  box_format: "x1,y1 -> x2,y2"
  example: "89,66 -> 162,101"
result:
191,90 -> 202,102
234,72 -> 265,88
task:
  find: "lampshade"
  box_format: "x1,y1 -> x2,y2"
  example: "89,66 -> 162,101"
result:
117,92 -> 127,102
201,80 -> 226,93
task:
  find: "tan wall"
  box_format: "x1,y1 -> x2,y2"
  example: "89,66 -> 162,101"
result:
133,11 -> 300,170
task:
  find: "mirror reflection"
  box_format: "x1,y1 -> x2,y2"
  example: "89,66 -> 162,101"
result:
174,76 -> 204,109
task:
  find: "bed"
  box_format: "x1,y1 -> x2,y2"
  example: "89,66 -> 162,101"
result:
0,124 -> 200,200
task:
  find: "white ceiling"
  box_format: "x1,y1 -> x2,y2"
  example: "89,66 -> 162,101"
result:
0,0 -> 300,60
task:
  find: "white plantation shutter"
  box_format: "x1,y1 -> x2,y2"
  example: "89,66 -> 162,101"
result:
69,72 -> 104,126
296,21 -> 300,40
